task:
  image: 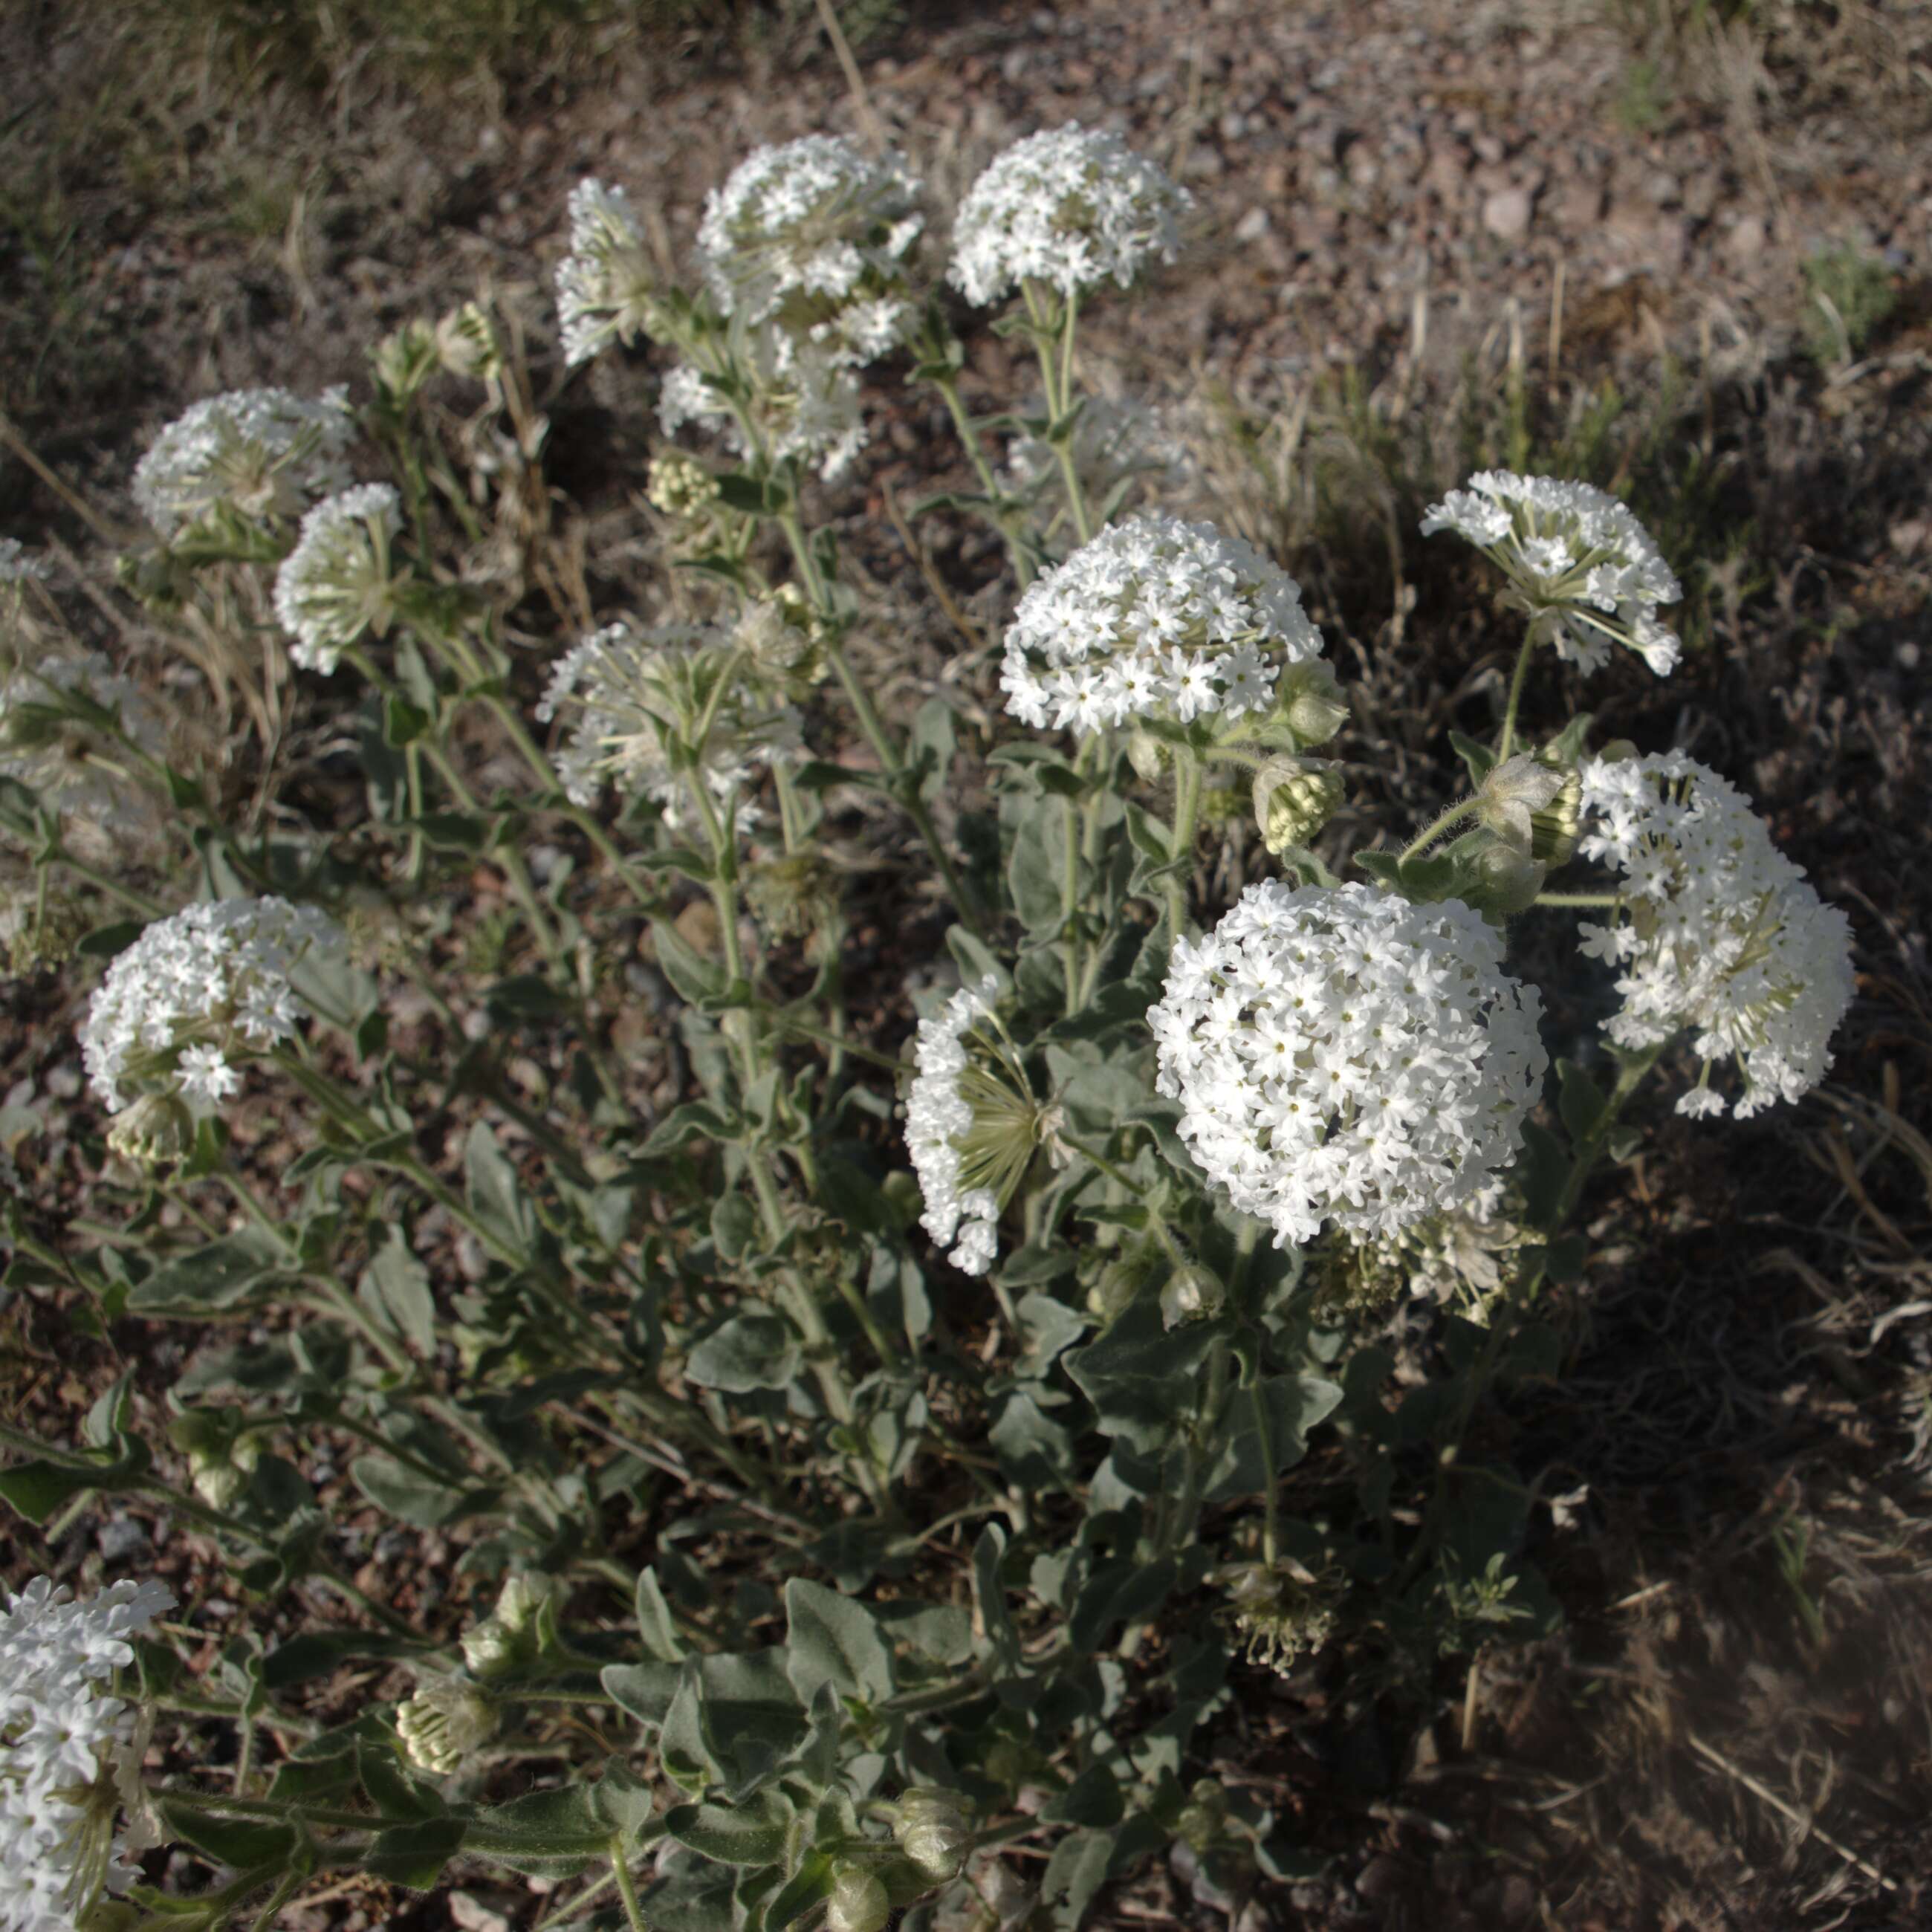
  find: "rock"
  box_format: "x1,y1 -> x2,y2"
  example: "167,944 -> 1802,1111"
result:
98,1515 -> 150,1563
1724,213 -> 1769,263
1483,185 -> 1534,239
1234,206 -> 1273,242
1557,178 -> 1606,228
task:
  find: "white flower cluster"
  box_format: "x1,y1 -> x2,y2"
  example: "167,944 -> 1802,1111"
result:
1575,751 -> 1855,1118
555,179 -> 659,369
662,137 -> 926,483
696,135 -> 922,354
536,621 -> 802,833
1,1576 -> 175,1932
0,540 -> 52,585
950,125 -> 1190,308
906,974 -> 1005,1276
272,484 -> 402,674
1150,882 -> 1547,1246
1001,515 -> 1324,734
1004,394 -> 1187,512
131,386 -> 354,537
1421,471 -> 1682,677
0,653 -> 166,834
80,896 -> 346,1113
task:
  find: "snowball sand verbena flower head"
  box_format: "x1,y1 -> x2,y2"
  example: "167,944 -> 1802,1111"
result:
132,386 -> 355,538
697,134 -> 923,362
1150,881 -> 1547,1248
1000,514 -> 1325,736
950,125 -> 1191,309
0,652 -> 166,836
904,973 -> 1049,1277
80,896 -> 346,1118
555,178 -> 660,369
272,483 -> 403,674
537,620 -> 802,834
1,1575 -> 175,1932
1421,471 -> 1682,676
1575,750 -> 1854,1118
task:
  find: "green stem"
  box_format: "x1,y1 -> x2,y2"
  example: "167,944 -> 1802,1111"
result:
1250,1375 -> 1281,1567
1534,890 -> 1624,908
1494,630 -> 1537,764
1166,749 -> 1203,933
45,847 -> 162,918
1398,796 -> 1480,861
610,1840 -> 651,1932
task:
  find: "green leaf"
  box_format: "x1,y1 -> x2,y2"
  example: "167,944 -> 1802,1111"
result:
635,1566 -> 687,1663
1043,1763 -> 1124,1829
157,1801 -> 296,1869
665,1789 -> 794,1866
77,919 -> 146,959
350,1454 -> 493,1529
640,1099 -> 739,1157
1448,730 -> 1497,785
782,1578 -> 894,1708
358,1226 -> 436,1356
1204,1375 -> 1346,1501
363,1816 -> 469,1890
127,1228 -> 288,1315
1517,1120 -> 1572,1231
261,1630 -> 424,1690
1008,796 -> 1069,935
658,1664 -> 724,1793
484,974 -> 577,1025
685,1313 -> 800,1394
0,1459 -> 111,1524
713,473 -> 786,517
1557,1059 -> 1608,1148
464,1122 -> 536,1256
652,918 -> 727,1005
910,696 -> 956,804
1043,1826 -> 1116,1930
710,1193 -> 757,1262
410,811 -> 492,853
466,1783 -> 612,1878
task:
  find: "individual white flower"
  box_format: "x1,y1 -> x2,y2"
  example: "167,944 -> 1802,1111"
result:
1150,881 -> 1547,1248
132,386 -> 355,538
80,896 -> 346,1115
950,125 -> 1191,308
271,484 -> 403,674
0,653 -> 166,834
554,179 -> 660,368
0,540 -> 53,585
697,136 -> 922,361
1000,515 -> 1324,736
536,620 -> 801,833
395,1680 -> 496,1775
1575,751 -> 1855,1117
1421,471 -> 1683,676
905,975 -> 1049,1277
0,1576 -> 175,1932
1004,394 -> 1188,516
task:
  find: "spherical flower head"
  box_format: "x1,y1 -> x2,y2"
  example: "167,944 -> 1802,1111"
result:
895,1789 -> 970,1884
0,1576 -> 175,1932
554,178 -> 660,369
272,484 -> 403,675
904,973 -> 1045,1277
950,125 -> 1191,308
132,386 -> 355,539
1575,751 -> 1855,1118
697,136 -> 923,366
0,653 -> 167,837
1003,394 -> 1188,514
646,450 -> 721,521
395,1680 -> 496,1775
1216,1557 -> 1342,1675
1421,470 -> 1683,677
1150,881 -> 1547,1248
80,896 -> 346,1116
536,620 -> 802,834
1000,515 -> 1324,736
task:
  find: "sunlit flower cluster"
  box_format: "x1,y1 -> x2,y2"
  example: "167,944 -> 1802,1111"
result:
1150,882 -> 1547,1246
80,896 -> 346,1115
554,179 -> 660,369
1,1576 -> 175,1932
271,484 -> 403,674
950,125 -> 1190,308
132,386 -> 355,538
536,621 -> 801,834
0,652 -> 166,834
904,973 -> 1024,1277
696,135 -> 922,361
1422,471 -> 1682,677
1001,515 -> 1324,734
1576,751 -> 1855,1117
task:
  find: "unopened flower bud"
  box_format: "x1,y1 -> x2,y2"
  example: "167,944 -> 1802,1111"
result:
106,1092 -> 195,1167
896,1789 -> 970,1883
1173,1776 -> 1228,1853
435,302 -> 502,382
826,1866 -> 889,1932
733,597 -> 820,685
372,320 -> 439,406
1125,728 -> 1166,783
1252,756 -> 1343,855
1529,763 -> 1581,867
1275,659 -> 1349,745
1469,836 -> 1546,917
1160,1266 -> 1224,1331
396,1680 -> 496,1774
1476,753 -> 1567,855
648,450 -> 721,521
460,1572 -> 554,1678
